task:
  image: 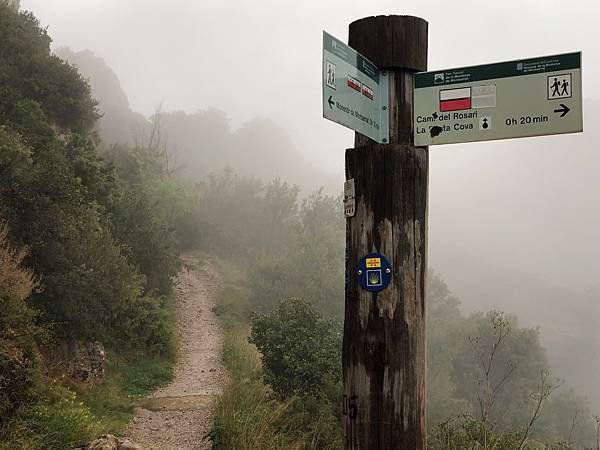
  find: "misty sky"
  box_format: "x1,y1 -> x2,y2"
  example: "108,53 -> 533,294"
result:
20,0 -> 600,173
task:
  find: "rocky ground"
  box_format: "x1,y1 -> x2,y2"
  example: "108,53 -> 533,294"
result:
124,258 -> 226,450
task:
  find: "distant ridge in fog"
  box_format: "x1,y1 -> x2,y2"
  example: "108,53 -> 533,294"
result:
58,47 -> 339,193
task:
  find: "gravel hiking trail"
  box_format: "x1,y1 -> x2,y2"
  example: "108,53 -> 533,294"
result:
126,257 -> 225,449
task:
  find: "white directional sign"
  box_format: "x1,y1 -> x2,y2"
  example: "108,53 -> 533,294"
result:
414,52 -> 583,146
323,31 -> 389,144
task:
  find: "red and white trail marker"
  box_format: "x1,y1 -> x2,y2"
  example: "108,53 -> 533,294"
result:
439,87 -> 471,112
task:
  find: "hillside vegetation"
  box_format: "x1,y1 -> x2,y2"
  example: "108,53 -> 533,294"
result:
0,4 -> 193,447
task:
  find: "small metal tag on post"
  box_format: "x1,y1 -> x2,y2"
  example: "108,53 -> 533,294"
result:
344,178 -> 355,218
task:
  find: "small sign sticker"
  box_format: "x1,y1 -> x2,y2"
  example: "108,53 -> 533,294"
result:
439,87 -> 471,112
347,75 -> 361,92
344,198 -> 355,218
471,84 -> 496,108
344,178 -> 356,218
344,179 -> 355,200
365,258 -> 381,268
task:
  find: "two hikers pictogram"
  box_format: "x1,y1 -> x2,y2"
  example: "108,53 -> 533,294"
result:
548,74 -> 572,100
326,61 -> 336,90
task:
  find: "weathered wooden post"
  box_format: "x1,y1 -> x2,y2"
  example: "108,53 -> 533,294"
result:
343,15 -> 429,449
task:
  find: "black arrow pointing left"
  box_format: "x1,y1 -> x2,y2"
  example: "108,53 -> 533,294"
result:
328,96 -> 334,109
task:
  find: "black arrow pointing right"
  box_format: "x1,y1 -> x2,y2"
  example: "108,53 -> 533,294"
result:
328,96 -> 334,109
553,103 -> 570,118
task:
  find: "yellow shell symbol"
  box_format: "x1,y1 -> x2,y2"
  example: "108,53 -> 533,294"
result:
368,272 -> 380,285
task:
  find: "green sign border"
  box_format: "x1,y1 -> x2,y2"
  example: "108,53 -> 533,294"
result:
415,52 -> 581,88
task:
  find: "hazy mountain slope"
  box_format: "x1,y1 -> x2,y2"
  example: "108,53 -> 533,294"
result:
56,47 -> 148,146
58,47 -> 338,192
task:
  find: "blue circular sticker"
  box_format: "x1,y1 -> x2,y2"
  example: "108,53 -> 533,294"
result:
357,253 -> 392,292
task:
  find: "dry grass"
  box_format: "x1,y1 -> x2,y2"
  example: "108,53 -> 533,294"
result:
213,379 -> 306,450
0,219 -> 39,300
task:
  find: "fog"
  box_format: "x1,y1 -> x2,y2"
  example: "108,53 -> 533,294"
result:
22,0 -> 600,406
22,0 -> 600,171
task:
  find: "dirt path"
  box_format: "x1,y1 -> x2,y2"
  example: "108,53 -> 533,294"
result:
126,257 -> 225,449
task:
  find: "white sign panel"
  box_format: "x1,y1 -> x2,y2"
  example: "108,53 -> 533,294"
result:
414,52 -> 583,146
323,31 -> 389,144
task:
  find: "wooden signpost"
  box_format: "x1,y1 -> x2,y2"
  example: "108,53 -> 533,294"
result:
342,15 -> 428,450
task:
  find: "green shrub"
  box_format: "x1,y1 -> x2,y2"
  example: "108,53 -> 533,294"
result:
24,385 -> 102,450
117,293 -> 176,355
212,304 -> 340,450
0,383 -> 102,450
250,298 -> 341,400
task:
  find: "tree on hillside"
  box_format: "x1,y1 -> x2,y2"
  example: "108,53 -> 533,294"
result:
426,272 -> 595,446
0,4 -> 182,351
0,4 -> 98,133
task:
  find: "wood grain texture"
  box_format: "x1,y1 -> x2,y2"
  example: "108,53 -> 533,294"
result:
344,15 -> 429,449
349,16 -> 428,71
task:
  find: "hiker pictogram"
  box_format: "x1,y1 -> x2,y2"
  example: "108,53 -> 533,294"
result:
326,61 -> 336,90
548,74 -> 572,100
